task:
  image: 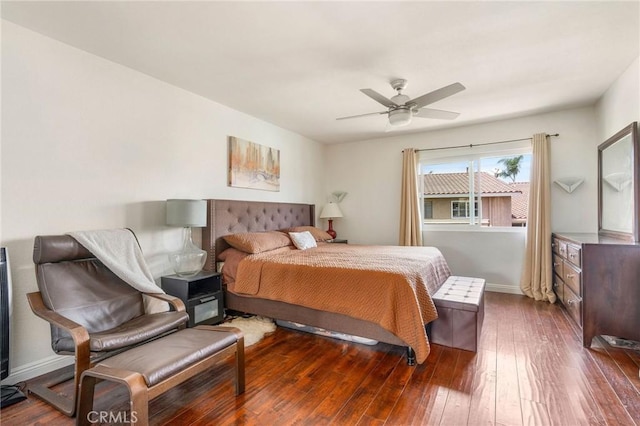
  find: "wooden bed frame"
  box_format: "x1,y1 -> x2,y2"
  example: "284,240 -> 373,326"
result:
201,199 -> 415,364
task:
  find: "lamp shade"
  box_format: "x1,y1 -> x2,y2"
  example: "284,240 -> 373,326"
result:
389,108 -> 412,127
320,202 -> 343,219
166,199 -> 207,227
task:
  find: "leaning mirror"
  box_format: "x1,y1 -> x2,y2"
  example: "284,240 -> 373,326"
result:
598,122 -> 639,242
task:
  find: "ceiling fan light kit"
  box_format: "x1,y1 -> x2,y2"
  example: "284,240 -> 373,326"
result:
389,108 -> 412,127
337,79 -> 465,128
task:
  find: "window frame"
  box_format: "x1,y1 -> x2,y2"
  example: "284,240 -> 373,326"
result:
418,142 -> 532,231
451,200 -> 479,218
451,200 -> 468,218
424,199 -> 434,219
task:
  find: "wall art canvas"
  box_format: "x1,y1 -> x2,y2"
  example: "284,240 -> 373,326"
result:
228,136 -> 280,192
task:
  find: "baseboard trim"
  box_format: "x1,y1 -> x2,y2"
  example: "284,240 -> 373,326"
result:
0,355 -> 74,386
486,282 -> 524,295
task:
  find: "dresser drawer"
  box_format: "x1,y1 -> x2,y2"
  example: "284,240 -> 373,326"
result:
552,254 -> 564,278
562,284 -> 582,327
557,240 -> 568,258
566,244 -> 581,268
563,261 -> 581,296
552,237 -> 561,255
553,275 -> 564,303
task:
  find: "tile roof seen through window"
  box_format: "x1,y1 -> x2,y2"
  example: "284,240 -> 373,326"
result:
509,182 -> 530,220
424,172 -> 522,196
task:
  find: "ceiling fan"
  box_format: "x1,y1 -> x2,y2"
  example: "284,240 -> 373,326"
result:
337,79 -> 465,127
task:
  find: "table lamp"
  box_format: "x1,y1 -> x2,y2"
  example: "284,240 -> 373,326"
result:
166,199 -> 207,276
320,202 -> 343,239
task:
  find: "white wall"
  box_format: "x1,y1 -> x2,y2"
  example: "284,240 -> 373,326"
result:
596,56 -> 640,140
1,22 -> 326,382
425,228 -> 526,294
325,107 -> 600,292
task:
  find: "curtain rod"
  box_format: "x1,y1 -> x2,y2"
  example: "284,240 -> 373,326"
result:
409,133 -> 559,153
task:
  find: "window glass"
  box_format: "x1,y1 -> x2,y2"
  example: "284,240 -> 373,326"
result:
419,150 -> 531,228
424,200 -> 433,219
451,200 -> 479,218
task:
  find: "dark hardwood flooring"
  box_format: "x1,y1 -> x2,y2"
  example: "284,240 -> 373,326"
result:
1,292 -> 639,425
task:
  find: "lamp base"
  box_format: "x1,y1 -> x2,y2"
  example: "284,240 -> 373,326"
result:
169,251 -> 206,277
326,219 -> 337,239
170,228 -> 207,277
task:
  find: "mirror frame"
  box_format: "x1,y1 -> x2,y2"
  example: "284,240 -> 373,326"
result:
598,122 -> 639,242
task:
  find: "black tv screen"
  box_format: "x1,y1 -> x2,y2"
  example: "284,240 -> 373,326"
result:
1,247 -> 10,380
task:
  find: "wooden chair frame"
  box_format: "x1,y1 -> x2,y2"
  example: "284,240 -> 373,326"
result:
26,291 -> 186,417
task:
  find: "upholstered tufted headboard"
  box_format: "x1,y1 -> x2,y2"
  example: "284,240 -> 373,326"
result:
202,199 -> 315,271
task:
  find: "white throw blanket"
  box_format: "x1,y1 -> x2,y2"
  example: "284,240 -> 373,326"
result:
68,229 -> 169,314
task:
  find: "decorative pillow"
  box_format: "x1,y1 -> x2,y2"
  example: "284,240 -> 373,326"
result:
280,226 -> 332,242
223,231 -> 291,254
289,231 -> 318,250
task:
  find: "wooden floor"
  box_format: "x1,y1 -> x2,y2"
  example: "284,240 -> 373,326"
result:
2,292 -> 639,425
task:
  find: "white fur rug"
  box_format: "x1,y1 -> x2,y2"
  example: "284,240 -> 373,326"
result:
218,316 -> 276,347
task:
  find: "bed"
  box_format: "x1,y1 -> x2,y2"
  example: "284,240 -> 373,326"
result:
202,199 -> 451,364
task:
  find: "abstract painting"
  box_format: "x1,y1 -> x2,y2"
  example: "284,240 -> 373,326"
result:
228,136 -> 280,192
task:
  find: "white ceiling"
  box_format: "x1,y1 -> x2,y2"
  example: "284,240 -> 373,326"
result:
2,1 -> 639,144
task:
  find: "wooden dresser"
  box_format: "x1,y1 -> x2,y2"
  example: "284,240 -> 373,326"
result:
552,233 -> 640,347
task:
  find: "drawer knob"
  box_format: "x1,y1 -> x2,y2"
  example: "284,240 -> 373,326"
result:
553,282 -> 558,288
567,297 -> 583,306
566,273 -> 575,279
553,262 -> 560,267
569,253 -> 576,258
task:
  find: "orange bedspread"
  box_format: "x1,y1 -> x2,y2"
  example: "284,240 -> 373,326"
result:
231,244 -> 451,363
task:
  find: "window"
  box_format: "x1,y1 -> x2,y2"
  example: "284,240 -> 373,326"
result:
424,200 -> 433,219
451,200 -> 479,218
419,144 -> 532,228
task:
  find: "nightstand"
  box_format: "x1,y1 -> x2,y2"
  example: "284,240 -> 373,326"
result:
161,272 -> 224,327
329,239 -> 348,244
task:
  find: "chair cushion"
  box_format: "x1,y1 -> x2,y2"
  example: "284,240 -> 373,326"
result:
34,233 -> 188,355
53,311 -> 189,352
39,258 -> 148,352
97,327 -> 239,386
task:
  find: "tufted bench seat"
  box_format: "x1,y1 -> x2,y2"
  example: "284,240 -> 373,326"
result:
76,325 -> 244,426
429,276 -> 485,352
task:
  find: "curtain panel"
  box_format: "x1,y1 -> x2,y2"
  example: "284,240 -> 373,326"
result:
399,148 -> 423,246
520,133 -> 555,303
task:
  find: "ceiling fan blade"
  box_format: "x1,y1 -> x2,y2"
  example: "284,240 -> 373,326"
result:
408,82 -> 465,109
414,108 -> 460,120
336,111 -> 387,121
360,89 -> 398,107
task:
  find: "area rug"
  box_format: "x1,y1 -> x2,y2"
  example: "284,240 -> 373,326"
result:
218,316 -> 276,347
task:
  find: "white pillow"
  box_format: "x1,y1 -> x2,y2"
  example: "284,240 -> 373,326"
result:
289,231 -> 317,250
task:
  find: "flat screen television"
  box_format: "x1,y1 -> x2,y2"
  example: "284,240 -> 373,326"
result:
0,247 -> 26,407
0,247 -> 9,380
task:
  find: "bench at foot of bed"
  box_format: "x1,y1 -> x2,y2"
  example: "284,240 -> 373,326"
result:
429,276 -> 485,352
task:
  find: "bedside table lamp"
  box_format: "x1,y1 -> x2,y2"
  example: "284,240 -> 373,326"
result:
320,202 -> 343,239
166,199 -> 207,277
